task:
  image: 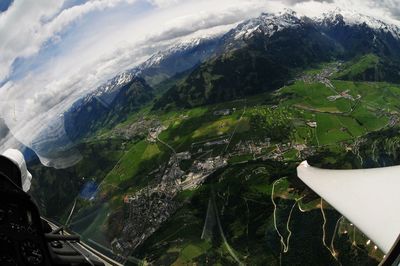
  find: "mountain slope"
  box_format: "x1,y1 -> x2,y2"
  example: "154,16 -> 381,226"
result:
154,11 -> 400,109
333,53 -> 400,82
136,37 -> 222,87
154,12 -> 342,109
64,75 -> 153,141
62,34 -> 226,141
319,10 -> 400,82
63,9 -> 400,139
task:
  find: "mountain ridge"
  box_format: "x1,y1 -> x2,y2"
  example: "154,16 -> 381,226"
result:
154,10 -> 400,109
64,9 -> 400,139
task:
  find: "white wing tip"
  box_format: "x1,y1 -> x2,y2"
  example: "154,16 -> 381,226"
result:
299,160 -> 309,168
297,160 -> 310,182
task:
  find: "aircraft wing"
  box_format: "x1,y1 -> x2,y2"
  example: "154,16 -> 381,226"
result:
297,161 -> 400,254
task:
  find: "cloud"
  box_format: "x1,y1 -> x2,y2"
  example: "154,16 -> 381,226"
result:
0,0 -> 137,83
369,0 -> 400,19
147,0 -> 183,8
147,1 -> 272,43
282,0 -> 333,4
0,0 -> 63,81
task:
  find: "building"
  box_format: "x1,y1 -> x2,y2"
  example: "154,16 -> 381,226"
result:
307,121 -> 317,128
213,109 -> 231,116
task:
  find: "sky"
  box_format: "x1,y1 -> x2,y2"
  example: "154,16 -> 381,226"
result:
0,0 -> 399,167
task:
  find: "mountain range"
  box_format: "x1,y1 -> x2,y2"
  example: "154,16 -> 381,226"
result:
64,9 -> 400,139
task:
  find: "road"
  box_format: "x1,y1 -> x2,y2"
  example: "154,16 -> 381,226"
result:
212,191 -> 245,266
319,198 -> 339,260
223,103 -> 247,154
156,135 -> 176,155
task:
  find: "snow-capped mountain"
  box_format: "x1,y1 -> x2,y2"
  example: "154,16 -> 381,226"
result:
228,10 -> 303,41
77,9 -> 400,104
222,8 -> 400,45
81,11 -> 304,100
155,9 -> 400,109
66,8 -> 400,138
64,74 -> 153,141
98,72 -> 134,95
318,8 -> 400,40
78,35 -> 222,105
82,71 -> 135,109
91,72 -> 134,98
133,35 -> 222,86
135,24 -> 236,78
138,37 -> 211,71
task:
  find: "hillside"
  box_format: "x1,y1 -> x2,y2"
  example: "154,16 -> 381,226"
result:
155,11 -> 400,109
64,76 -> 154,141
334,54 -> 400,82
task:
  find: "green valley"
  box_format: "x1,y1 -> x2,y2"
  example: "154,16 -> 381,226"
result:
29,59 -> 400,265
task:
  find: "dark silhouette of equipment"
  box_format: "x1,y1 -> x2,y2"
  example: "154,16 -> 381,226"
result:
0,154 -> 105,266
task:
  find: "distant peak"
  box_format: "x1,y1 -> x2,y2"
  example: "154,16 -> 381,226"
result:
320,8 -> 382,26
316,8 -> 400,39
280,8 -> 297,16
259,9 -> 299,20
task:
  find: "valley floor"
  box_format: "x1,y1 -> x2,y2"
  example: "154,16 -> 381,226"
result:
31,61 -> 400,265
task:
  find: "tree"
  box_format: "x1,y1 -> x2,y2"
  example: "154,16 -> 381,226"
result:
249,107 -> 293,141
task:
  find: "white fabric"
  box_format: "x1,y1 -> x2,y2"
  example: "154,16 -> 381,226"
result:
2,149 -> 32,192
297,161 -> 400,254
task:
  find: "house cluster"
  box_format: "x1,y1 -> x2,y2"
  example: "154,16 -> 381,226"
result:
115,149 -> 229,255
147,124 -> 167,143
327,90 -> 361,102
113,183 -> 179,255
112,118 -> 160,140
232,138 -> 271,157
179,156 -> 228,190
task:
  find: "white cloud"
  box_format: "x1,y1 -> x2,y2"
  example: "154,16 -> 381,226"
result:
148,0 -> 184,8
0,0 -> 136,83
0,0 -> 63,81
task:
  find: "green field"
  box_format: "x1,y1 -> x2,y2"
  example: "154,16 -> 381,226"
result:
334,54 -> 379,80
32,59 -> 398,265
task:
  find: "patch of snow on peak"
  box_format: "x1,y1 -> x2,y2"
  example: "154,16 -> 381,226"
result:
232,9 -> 303,41
84,71 -> 134,104
318,8 -> 400,39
